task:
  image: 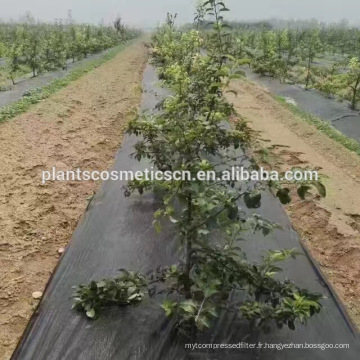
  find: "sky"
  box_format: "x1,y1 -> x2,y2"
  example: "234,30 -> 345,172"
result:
1,0 -> 360,27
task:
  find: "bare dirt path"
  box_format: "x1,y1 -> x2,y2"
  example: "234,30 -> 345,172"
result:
0,39 -> 148,360
228,79 -> 360,330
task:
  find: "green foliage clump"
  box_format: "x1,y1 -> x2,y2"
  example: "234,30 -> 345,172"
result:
73,271 -> 147,318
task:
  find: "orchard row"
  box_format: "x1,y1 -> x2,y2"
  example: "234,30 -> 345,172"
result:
228,24 -> 360,109
0,13 -> 140,84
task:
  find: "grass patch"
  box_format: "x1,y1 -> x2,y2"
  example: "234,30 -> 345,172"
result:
276,95 -> 360,156
0,41 -> 134,123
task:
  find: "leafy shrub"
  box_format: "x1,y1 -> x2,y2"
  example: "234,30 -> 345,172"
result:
73,0 -> 324,333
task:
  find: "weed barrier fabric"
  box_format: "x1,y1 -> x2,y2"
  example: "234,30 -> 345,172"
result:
243,68 -> 360,143
12,65 -> 360,360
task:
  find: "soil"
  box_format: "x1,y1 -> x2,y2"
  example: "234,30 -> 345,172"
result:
228,78 -> 360,330
0,39 -> 148,360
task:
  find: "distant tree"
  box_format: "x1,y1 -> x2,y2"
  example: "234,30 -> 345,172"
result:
113,17 -> 126,41
22,12 -> 44,77
285,29 -> 300,65
6,44 -> 22,85
43,21 -> 67,71
300,29 -> 322,89
166,13 -> 177,29
343,57 -> 360,110
194,1 -> 206,29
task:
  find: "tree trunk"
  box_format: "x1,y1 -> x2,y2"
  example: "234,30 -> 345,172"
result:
351,90 -> 357,110
351,77 -> 360,110
305,56 -> 311,89
184,196 -> 193,299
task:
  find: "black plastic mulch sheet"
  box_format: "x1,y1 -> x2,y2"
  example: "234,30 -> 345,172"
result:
243,67 -> 360,143
11,65 -> 360,360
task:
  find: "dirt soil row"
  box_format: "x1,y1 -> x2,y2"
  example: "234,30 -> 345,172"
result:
228,79 -> 360,330
0,39 -> 148,360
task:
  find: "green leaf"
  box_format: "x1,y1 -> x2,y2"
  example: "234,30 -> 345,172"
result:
311,181 -> 326,198
265,271 -> 277,277
161,300 -> 177,317
153,219 -> 162,233
196,315 -> 211,330
210,82 -> 223,89
288,320 -> 295,330
180,300 -> 197,314
128,293 -> 141,301
297,185 -> 311,200
276,188 -> 291,205
97,280 -> 107,288
244,191 -> 262,209
86,308 -> 96,319
169,216 -> 178,224
225,54 -> 236,62
204,287 -> 219,298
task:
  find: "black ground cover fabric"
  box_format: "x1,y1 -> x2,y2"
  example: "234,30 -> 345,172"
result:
11,65 -> 360,360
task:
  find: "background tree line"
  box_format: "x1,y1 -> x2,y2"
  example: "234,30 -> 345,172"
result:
0,12 -> 140,84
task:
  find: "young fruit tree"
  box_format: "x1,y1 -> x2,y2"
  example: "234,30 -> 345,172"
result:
6,40 -> 23,85
22,13 -> 45,77
73,0 -> 325,333
299,29 -> 322,89
342,57 -> 360,110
